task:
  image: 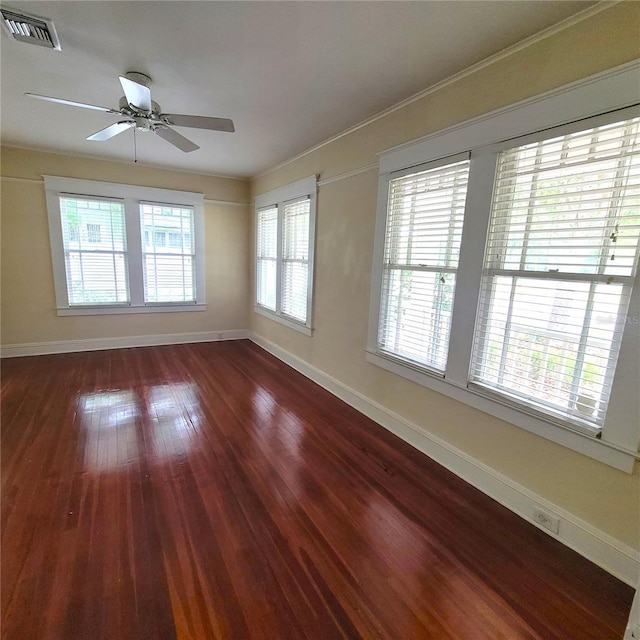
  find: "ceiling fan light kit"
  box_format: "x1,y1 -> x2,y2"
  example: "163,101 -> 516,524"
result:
25,71 -> 235,153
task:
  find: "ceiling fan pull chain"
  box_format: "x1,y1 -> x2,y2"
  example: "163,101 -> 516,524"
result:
133,127 -> 137,163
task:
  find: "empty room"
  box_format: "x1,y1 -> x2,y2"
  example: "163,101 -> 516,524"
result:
1,1 -> 639,638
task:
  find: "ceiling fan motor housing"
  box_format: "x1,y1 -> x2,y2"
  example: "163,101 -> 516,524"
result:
124,72 -> 151,87
134,116 -> 151,132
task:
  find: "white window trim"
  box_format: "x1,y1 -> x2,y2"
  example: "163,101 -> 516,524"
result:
377,152 -> 470,374
44,176 -> 206,315
254,175 -> 317,336
368,62 -> 640,472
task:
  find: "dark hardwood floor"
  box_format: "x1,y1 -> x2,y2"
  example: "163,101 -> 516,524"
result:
1,340 -> 633,639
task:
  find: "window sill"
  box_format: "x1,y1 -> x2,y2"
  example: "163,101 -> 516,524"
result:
254,305 -> 313,336
57,303 -> 207,316
365,349 -> 637,472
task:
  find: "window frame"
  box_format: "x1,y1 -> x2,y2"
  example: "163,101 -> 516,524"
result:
59,194 -> 129,306
368,63 -> 640,471
468,119 -> 640,436
139,201 -> 197,306
45,176 -> 206,315
376,152 -> 471,375
255,204 -> 279,312
253,175 -> 317,335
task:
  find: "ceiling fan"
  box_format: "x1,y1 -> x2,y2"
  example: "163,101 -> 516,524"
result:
25,72 -> 235,153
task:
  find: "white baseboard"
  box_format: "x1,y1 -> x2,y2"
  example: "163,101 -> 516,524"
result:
0,329 -> 249,358
250,331 -> 640,587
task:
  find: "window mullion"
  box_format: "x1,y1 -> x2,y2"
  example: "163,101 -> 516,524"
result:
124,198 -> 144,306
193,203 -> 205,305
305,191 -> 316,327
445,150 -> 498,386
275,203 -> 284,316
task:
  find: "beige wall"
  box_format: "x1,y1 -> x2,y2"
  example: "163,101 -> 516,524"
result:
250,3 -> 640,549
1,146 -> 251,345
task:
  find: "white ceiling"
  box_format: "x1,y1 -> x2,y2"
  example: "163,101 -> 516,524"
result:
1,1 -> 596,178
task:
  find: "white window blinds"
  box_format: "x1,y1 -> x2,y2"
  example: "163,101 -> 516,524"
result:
470,117 -> 640,430
59,196 -> 129,305
281,197 -> 310,322
378,158 -> 470,371
140,203 -> 195,303
256,205 -> 278,311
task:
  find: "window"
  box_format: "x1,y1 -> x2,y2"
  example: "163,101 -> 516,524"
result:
45,177 -> 205,315
256,205 -> 278,311
86,223 -> 102,243
377,156 -> 469,372
470,119 -> 640,433
254,176 -> 317,334
368,64 -> 640,470
60,196 -> 128,305
141,204 -> 195,304
169,232 -> 183,248
281,197 -> 311,322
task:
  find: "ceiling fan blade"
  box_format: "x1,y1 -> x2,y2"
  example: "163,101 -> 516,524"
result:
154,126 -> 199,153
119,75 -> 151,112
25,93 -> 117,113
162,114 -> 235,133
87,121 -> 134,141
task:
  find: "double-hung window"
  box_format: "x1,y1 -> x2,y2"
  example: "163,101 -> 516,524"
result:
59,196 -> 128,305
45,176 -> 205,315
141,203 -> 196,304
254,176 -> 317,334
470,119 -> 640,433
369,64 -> 640,470
256,205 -> 278,311
378,155 -> 469,372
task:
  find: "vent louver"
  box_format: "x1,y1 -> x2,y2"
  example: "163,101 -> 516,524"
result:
1,7 -> 60,50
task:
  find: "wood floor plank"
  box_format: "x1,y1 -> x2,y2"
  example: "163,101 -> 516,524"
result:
1,340 -> 633,639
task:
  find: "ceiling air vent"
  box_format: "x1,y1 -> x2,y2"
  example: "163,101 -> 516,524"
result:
1,7 -> 61,50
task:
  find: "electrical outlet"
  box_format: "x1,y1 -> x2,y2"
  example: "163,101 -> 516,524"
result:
533,508 -> 560,534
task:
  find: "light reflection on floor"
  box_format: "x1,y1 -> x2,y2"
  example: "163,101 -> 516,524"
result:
146,383 -> 201,460
78,383 -> 200,471
250,387 -> 304,503
364,492 -> 426,575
